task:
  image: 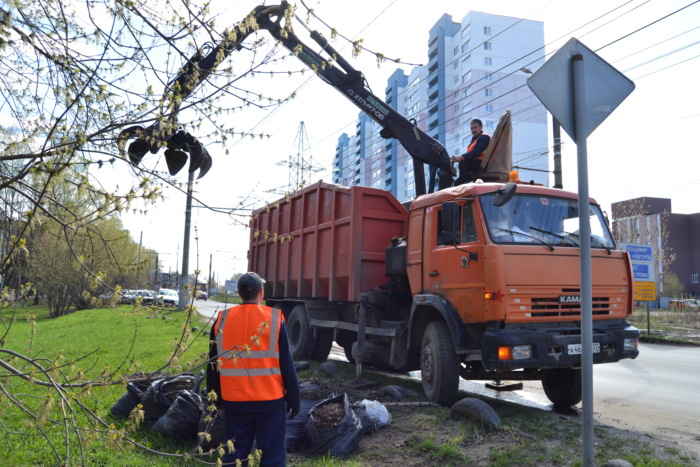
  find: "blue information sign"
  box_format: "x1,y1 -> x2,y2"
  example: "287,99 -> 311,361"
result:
626,245 -> 653,262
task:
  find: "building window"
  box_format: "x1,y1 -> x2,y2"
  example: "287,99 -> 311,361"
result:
462,40 -> 470,53
466,86 -> 472,96
463,101 -> 472,113
484,56 -> 492,66
484,26 -> 492,35
454,103 -> 460,113
485,88 -> 493,97
485,73 -> 493,81
692,273 -> 699,284
484,120 -> 495,130
485,104 -> 493,113
462,55 -> 471,69
462,71 -> 471,83
484,41 -> 492,51
453,46 -> 458,55
461,24 -> 470,39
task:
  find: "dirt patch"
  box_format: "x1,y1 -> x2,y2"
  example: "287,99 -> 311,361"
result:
288,374 -> 698,466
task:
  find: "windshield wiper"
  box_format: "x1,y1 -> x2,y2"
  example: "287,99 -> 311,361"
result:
565,231 -> 612,254
495,228 -> 555,251
529,226 -> 578,246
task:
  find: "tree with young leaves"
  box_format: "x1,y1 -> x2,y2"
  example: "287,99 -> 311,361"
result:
1,0 -> 300,463
1,0 -> 414,462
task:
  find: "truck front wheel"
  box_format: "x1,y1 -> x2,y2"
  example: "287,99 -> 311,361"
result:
420,321 -> 459,406
287,305 -> 315,360
541,368 -> 582,407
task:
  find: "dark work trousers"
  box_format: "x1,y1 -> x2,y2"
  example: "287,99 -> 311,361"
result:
222,408 -> 287,466
456,158 -> 482,185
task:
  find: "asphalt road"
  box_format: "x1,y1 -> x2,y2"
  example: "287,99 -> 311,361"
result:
192,298 -> 235,322
196,302 -> 700,455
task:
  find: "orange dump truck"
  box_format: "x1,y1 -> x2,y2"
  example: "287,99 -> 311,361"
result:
249,180 -> 640,407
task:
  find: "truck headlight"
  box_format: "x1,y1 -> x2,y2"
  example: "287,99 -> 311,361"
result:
498,345 -> 531,360
624,338 -> 638,352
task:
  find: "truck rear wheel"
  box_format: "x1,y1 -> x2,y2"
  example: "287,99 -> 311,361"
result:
287,305 -> 315,360
351,340 -> 392,369
311,329 -> 334,361
542,368 -> 582,407
420,321 -> 459,406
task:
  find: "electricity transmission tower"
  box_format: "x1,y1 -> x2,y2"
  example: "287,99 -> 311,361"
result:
276,121 -> 322,192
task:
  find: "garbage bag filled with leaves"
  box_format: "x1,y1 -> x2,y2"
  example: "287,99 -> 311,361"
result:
110,381 -> 150,417
140,374 -> 195,426
196,405 -> 227,452
303,393 -> 363,459
151,391 -> 203,440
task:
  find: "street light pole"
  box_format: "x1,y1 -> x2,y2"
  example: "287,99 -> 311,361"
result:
179,170 -> 195,310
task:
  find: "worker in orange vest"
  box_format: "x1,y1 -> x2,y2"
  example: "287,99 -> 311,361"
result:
451,118 -> 491,185
206,272 -> 300,466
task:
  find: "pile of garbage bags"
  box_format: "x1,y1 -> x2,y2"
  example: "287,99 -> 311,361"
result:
110,374 -> 392,459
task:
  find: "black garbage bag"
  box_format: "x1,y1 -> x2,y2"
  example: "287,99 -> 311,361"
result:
110,381 -> 150,417
151,391 -> 203,440
141,374 -> 195,426
196,405 -> 227,452
285,398 -> 319,452
302,393 -> 363,459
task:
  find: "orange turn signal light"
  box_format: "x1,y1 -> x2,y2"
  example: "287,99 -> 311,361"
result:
484,292 -> 495,300
498,347 -> 512,360
509,170 -> 520,181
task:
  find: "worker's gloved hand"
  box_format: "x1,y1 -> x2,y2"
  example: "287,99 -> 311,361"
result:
286,397 -> 300,420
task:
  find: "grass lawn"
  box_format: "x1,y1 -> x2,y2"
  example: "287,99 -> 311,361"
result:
0,303 -> 213,466
0,303 -> 697,466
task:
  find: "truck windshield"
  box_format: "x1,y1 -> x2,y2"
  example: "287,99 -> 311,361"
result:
480,193 -> 615,250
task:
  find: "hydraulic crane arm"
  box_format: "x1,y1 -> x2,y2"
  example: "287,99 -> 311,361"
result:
120,2 -> 454,193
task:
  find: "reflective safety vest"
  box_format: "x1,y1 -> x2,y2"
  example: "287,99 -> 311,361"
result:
214,304 -> 285,402
468,132 -> 490,160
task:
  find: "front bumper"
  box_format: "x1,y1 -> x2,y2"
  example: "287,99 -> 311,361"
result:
481,322 -> 640,371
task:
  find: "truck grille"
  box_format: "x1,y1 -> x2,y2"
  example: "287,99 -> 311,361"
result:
529,296 -> 611,317
506,287 -> 628,322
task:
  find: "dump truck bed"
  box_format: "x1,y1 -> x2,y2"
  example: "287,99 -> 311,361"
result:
249,181 -> 408,302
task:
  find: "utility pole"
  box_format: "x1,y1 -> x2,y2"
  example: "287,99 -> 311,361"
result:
179,171 -> 195,310
208,253 -> 213,293
135,231 -> 143,289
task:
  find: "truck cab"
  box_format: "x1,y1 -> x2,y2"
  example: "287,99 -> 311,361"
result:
403,181 -> 639,405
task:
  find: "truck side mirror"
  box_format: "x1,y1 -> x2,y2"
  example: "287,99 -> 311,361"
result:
493,182 -> 517,207
441,201 -> 459,245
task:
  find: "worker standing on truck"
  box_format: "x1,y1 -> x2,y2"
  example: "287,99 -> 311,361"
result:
206,272 -> 300,466
451,118 -> 491,184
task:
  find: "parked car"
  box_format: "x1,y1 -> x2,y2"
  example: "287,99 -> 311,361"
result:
670,299 -> 700,309
120,289 -> 137,304
157,288 -> 179,307
196,290 -> 208,300
133,290 -> 156,305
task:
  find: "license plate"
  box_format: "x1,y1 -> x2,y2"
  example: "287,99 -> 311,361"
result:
567,343 -> 600,355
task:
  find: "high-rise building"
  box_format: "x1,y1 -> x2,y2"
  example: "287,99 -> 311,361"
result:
333,11 -> 548,201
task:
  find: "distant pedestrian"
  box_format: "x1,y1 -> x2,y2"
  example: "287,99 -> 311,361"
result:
206,272 -> 300,466
451,119 -> 491,184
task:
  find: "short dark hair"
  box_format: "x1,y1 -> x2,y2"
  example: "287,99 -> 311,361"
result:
238,272 -> 265,300
470,118 -> 483,127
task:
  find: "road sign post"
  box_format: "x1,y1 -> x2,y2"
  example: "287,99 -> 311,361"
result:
527,38 -> 635,467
